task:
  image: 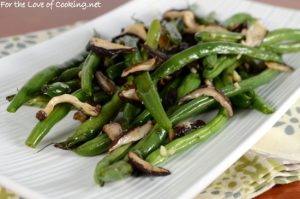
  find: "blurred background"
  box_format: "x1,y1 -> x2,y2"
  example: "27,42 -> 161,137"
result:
0,0 -> 298,37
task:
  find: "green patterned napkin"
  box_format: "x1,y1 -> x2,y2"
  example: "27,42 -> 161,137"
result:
1,25 -> 300,199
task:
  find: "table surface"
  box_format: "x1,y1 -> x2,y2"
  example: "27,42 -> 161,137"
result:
0,0 -> 299,198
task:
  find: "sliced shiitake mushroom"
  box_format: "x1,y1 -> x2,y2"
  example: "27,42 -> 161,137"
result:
109,121 -> 153,152
87,37 -> 135,56
179,86 -> 233,117
95,71 -> 116,95
36,94 -> 101,121
128,152 -> 170,176
118,85 -> 141,104
174,119 -> 206,138
123,23 -> 147,41
121,58 -> 156,77
73,110 -> 89,123
103,122 -> 123,141
163,9 -> 227,34
242,21 -> 267,47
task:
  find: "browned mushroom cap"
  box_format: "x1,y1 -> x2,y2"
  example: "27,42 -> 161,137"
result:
163,10 -> 227,34
121,58 -> 156,77
118,86 -> 141,104
73,111 -> 89,123
95,71 -> 116,95
179,86 -> 233,117
265,62 -> 294,72
103,122 -> 123,141
123,23 -> 147,41
174,120 -> 206,138
87,37 -> 135,56
36,94 -> 101,121
128,152 -> 170,176
109,121 -> 153,152
163,10 -> 198,33
242,21 -> 267,47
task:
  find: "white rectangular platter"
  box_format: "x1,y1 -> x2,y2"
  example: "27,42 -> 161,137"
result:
0,0 -> 300,198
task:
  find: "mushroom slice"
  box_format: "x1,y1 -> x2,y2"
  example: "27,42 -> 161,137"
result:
163,10 -> 198,33
73,111 -> 89,123
128,152 -> 170,176
36,94 -> 100,121
163,10 -> 227,34
265,62 -> 294,72
109,121 -> 153,152
103,122 -> 123,141
174,120 -> 206,138
123,23 -> 147,41
87,37 -> 135,56
121,58 -> 156,77
95,71 -> 116,95
242,21 -> 267,47
118,86 -> 141,104
179,86 -> 233,117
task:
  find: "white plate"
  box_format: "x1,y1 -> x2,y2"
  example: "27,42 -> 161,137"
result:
0,0 -> 300,198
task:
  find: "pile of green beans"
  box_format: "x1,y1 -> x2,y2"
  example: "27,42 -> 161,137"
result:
6,8 -> 300,186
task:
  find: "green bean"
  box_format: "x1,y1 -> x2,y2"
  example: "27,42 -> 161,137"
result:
81,52 -> 101,96
96,160 -> 133,186
25,89 -> 88,148
55,90 -> 124,149
73,134 -> 111,156
135,19 -> 172,132
6,94 -> 50,109
106,62 -> 127,80
203,55 -> 239,79
57,66 -> 81,82
7,66 -> 63,113
143,19 -> 160,53
123,103 -> 141,130
94,143 -> 132,185
213,77 -> 225,89
222,13 -> 256,30
146,108 -> 228,165
203,54 -> 218,69
97,70 -> 279,183
231,91 -> 253,109
131,76 -> 183,127
65,79 -> 81,91
152,42 -> 282,83
252,94 -> 275,114
42,82 -> 72,97
131,110 -> 152,127
263,28 -> 300,45
135,72 -> 172,132
195,31 -> 244,42
262,43 -> 300,53
93,91 -> 111,103
124,51 -> 142,66
177,73 -> 201,99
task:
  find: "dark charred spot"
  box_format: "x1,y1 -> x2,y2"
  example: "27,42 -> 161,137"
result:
36,110 -> 47,121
